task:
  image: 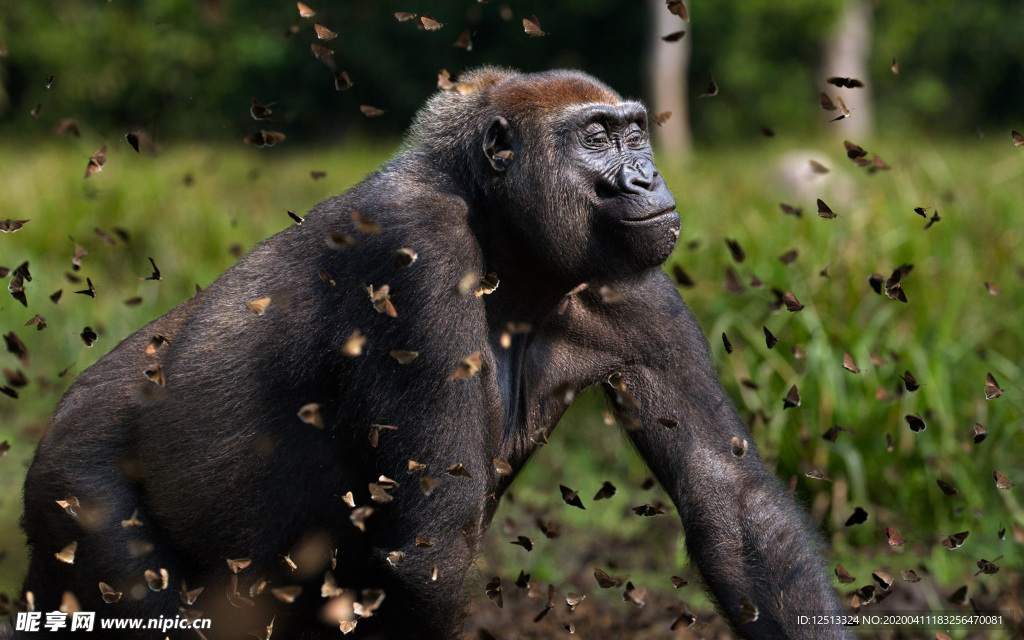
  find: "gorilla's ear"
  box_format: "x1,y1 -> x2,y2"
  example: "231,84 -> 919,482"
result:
482,116 -> 514,172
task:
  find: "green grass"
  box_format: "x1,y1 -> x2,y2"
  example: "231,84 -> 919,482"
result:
0,136 -> 1021,626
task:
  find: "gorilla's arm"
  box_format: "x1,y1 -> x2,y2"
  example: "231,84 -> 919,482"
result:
592,272 -> 849,640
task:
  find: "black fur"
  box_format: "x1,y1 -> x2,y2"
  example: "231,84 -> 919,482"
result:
19,68 -> 848,639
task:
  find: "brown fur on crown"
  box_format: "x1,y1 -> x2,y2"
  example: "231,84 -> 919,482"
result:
457,67 -> 621,113
405,68 -> 623,167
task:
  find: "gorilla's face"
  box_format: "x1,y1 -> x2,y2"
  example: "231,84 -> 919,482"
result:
568,102 -> 679,274
481,98 -> 679,285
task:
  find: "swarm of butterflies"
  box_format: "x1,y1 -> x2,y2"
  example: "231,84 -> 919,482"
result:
2,0 -> 1022,637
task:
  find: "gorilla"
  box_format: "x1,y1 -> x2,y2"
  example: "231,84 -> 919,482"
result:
18,68 -> 848,639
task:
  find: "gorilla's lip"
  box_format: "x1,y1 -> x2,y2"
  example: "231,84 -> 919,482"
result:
620,206 -> 678,223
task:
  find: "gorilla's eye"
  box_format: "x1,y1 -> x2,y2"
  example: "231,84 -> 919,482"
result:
582,123 -> 610,147
624,124 -> 646,148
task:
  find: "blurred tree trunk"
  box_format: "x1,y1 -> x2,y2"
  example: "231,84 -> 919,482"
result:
647,0 -> 691,162
823,0 -> 874,138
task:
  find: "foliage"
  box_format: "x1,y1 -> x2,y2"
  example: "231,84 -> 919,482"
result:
0,0 -> 1022,144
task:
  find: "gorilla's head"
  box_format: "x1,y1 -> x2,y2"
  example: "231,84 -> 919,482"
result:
408,68 -> 679,287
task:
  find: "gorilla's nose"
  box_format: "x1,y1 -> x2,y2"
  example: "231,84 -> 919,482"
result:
618,159 -> 658,195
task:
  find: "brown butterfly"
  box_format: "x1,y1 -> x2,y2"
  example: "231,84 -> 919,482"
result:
55,541 -> 78,564
395,248 -> 418,269
536,519 -> 559,539
360,105 -> 385,118
243,131 -> 286,148
842,352 -> 860,374
249,98 -> 275,121
84,145 -> 107,178
720,332 -> 733,354
806,468 -> 832,482
993,470 -> 1014,490
835,564 -> 855,584
453,29 -> 472,51
763,325 -> 778,349
417,15 -> 443,31
622,581 -> 646,607
445,463 -> 472,478
723,267 -> 743,294
870,154 -> 890,172
484,577 -> 502,608
364,284 -> 396,317
905,414 -> 926,432
829,96 -> 851,122
450,352 -> 482,379
941,531 -> 969,549
522,15 -> 545,37
651,111 -> 672,126
779,203 -> 803,217
437,69 -> 459,91
822,425 -> 850,442
366,480 -> 394,504
632,503 -> 665,517
244,297 -> 271,315
884,527 -> 906,547
56,118 -> 80,137
816,198 -> 837,219
297,403 -> 324,428
509,535 -> 533,551
698,72 -> 718,98
671,264 -> 694,287
489,458 -> 511,475
984,372 -> 1004,400
309,44 -> 334,65
1012,130 -> 1024,147
594,568 -> 625,589
99,582 -> 122,604
972,423 -> 988,444
661,30 -> 686,42
145,568 -> 169,591
724,238 -> 745,262
900,370 -> 920,392
738,596 -> 759,624
297,2 -> 315,18
666,0 -> 689,22
783,291 -> 804,312
394,12 -> 417,22
75,277 -> 97,299
947,585 -> 968,605
124,129 -> 153,153
872,570 -> 894,591
559,485 -> 585,509
891,57 -> 899,74
314,23 -> 337,41
826,76 -> 864,88
885,268 -> 908,303
419,475 -> 442,496
900,569 -> 920,582
844,140 -> 868,159
331,70 -> 353,92
593,480 -> 616,500
782,385 -> 800,409
730,436 -> 748,457
845,506 -> 868,526
974,556 -> 1002,576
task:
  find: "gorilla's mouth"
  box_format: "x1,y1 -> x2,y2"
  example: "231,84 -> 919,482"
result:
620,206 -> 678,223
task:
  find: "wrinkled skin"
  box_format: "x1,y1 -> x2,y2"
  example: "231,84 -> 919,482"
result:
18,68 -> 849,640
